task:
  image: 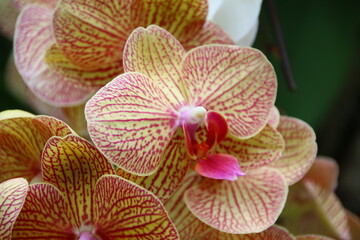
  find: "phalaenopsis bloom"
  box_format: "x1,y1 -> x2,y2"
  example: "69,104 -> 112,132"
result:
85,25 -> 318,233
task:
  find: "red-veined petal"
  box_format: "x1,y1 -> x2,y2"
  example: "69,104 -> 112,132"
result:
303,156 -> 339,191
116,128 -> 189,203
45,43 -> 123,87
0,110 -> 34,120
123,25 -> 187,108
14,0 -> 58,10
14,4 -> 95,106
269,116 -> 317,185
11,183 -> 76,239
347,210 -> 360,239
0,178 -> 28,239
182,45 -> 277,139
94,175 -> 179,239
165,171 -> 210,239
268,106 -> 280,129
52,0 -> 132,69
195,154 -> 245,181
85,72 -> 178,175
183,21 -> 235,50
185,167 -> 288,234
130,0 -> 207,43
201,225 -> 295,240
41,135 -> 114,229
215,125 -> 285,171
0,115 -> 70,182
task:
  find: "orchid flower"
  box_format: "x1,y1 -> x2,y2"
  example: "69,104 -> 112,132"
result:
10,134 -> 179,239
279,156 -> 360,240
207,0 -> 263,46
0,109 -> 75,183
14,0 -> 234,107
85,25 -> 318,233
0,178 -> 28,239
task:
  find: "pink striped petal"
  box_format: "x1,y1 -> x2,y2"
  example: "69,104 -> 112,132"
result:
183,21 -> 235,50
195,154 -> 245,181
200,225 -> 295,240
130,0 -> 207,43
182,45 -> 277,139
268,106 -> 280,129
0,178 -> 28,239
216,125 -> 285,171
269,116 -> 317,185
14,0 -> 58,10
12,183 -> 77,239
123,25 -> 187,109
165,171 -> 210,239
52,0 -> 132,69
45,43 -> 124,87
85,72 -> 178,175
14,4 -> 95,106
185,167 -> 288,234
116,128 -> 189,203
295,236 -> 335,240
303,156 -> 339,191
41,135 -> 114,229
0,115 -> 72,182
94,175 -> 179,239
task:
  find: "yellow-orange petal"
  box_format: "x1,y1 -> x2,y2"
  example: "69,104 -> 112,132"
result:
41,135 -> 114,229
12,183 -> 77,239
130,0 -> 207,43
165,171 -> 210,239
200,225 -> 295,240
183,21 -> 235,50
123,25 -> 187,108
0,115 -> 72,182
94,175 -> 179,239
116,128 -> 189,203
269,116 -> 317,185
303,156 -> 339,191
85,72 -> 178,175
216,125 -> 285,172
0,178 -> 28,239
52,0 -> 132,69
185,167 -> 288,234
0,110 -> 34,120
182,45 -> 277,139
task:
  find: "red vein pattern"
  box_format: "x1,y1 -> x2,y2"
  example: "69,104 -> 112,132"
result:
183,21 -> 235,50
182,45 -> 277,139
14,4 -> 95,106
130,0 -> 207,43
165,172 -> 211,240
303,157 -> 339,191
201,225 -> 295,240
270,116 -> 317,185
94,175 -> 179,239
124,25 -> 187,108
0,178 -> 28,239
116,128 -> 189,203
85,72 -> 178,175
184,167 -> 288,234
53,0 -> 132,69
12,183 -> 76,239
304,181 -> 351,240
41,135 -> 114,229
216,125 -> 285,172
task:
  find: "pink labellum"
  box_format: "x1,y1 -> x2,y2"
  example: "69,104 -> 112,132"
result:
205,111 -> 228,148
195,153 -> 245,181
